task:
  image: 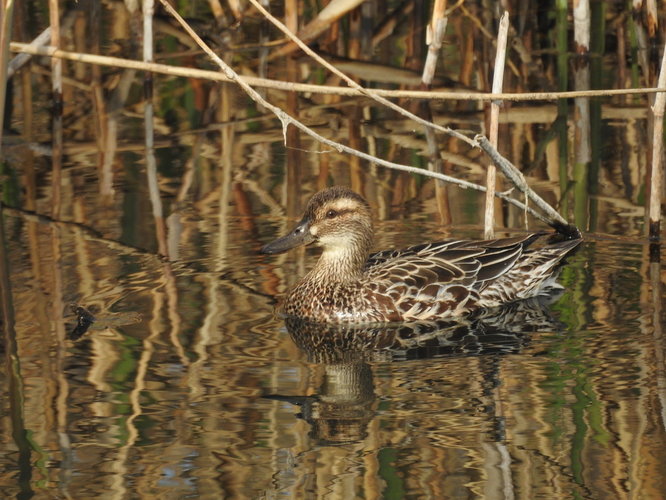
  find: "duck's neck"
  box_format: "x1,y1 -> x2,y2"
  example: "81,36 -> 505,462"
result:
307,243 -> 370,283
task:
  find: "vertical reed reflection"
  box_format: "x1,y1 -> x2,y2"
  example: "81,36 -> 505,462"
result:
48,223 -> 73,497
3,1 -> 666,498
0,206 -> 34,499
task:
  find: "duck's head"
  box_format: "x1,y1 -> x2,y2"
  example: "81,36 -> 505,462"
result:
261,186 -> 373,256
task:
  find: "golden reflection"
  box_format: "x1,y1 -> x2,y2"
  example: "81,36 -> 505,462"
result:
3,1 -> 666,498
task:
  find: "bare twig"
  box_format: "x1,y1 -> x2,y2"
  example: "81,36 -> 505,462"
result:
10,42 -> 666,102
483,12 -> 509,239
245,0 -> 475,146
156,0 -> 555,226
476,134 -> 575,232
8,27 -> 50,78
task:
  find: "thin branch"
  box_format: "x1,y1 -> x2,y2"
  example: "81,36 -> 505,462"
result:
10,42 -> 666,102
245,0 -> 475,146
476,134 -> 579,234
154,0 -> 554,224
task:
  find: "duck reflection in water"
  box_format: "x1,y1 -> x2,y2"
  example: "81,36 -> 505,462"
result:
266,294 -> 566,445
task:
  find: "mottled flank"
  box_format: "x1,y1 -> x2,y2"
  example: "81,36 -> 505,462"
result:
261,187 -> 582,324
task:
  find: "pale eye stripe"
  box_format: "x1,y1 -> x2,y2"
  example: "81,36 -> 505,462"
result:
329,199 -> 359,211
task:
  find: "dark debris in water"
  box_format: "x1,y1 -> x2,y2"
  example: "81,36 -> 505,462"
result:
68,304 -> 96,341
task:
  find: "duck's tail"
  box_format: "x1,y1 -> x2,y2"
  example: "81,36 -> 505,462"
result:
480,236 -> 582,306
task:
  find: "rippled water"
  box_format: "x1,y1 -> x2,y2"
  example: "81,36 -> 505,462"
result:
2,184 -> 664,498
3,2 -> 666,498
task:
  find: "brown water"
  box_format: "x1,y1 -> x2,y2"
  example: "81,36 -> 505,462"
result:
3,1 -> 666,499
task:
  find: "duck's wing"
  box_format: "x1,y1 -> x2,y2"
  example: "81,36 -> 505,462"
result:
365,235 -> 535,319
365,236 -> 538,285
363,236 -> 538,319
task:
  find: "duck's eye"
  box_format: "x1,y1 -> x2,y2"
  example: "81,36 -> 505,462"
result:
326,209 -> 338,219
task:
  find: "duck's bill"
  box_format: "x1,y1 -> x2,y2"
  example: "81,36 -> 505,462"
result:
260,218 -> 316,254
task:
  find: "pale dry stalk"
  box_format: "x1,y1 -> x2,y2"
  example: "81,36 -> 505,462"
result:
0,0 -> 15,155
421,0 -> 448,86
648,38 -> 666,240
483,12 -> 509,239
49,0 -> 63,218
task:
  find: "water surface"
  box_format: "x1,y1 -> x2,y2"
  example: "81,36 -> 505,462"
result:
2,1 -> 666,498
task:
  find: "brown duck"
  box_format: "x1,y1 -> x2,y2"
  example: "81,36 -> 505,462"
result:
261,186 -> 581,324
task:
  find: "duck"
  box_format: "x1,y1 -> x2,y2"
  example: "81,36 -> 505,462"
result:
261,186 -> 581,324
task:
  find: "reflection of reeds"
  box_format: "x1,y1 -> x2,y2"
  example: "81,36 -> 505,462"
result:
0,204 -> 34,498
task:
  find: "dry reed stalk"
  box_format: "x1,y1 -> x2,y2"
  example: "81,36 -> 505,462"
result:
648,41 -> 666,240
226,0 -> 242,20
207,0 -> 225,24
270,0 -> 365,59
421,0 -> 447,86
573,0 -> 591,231
421,0 -> 450,224
0,0 -> 15,155
459,2 -> 520,79
646,0 -> 658,37
49,0 -> 62,218
483,12 -> 509,239
143,0 -> 167,256
15,42 -> 666,103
